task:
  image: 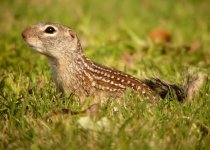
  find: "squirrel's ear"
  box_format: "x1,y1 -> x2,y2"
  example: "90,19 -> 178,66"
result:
68,30 -> 76,39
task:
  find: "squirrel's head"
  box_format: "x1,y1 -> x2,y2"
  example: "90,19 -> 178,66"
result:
22,23 -> 82,59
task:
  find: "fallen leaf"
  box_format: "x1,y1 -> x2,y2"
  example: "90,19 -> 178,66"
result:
149,27 -> 171,44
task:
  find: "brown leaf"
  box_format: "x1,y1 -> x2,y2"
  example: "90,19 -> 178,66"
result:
149,27 -> 172,44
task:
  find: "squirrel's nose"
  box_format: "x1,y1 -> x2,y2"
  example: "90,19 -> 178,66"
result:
22,27 -> 31,40
21,31 -> 26,39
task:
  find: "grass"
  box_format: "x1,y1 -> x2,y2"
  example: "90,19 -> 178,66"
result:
0,0 -> 210,149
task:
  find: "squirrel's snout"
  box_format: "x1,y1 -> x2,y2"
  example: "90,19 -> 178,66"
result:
22,32 -> 26,39
21,29 -> 28,40
22,27 -> 32,40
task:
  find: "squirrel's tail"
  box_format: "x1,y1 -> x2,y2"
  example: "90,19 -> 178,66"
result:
142,69 -> 206,102
142,78 -> 186,101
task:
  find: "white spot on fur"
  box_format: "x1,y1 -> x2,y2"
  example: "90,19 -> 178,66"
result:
137,86 -> 141,90
91,82 -> 96,86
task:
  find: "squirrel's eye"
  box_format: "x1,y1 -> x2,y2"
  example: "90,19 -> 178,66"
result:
44,26 -> 56,34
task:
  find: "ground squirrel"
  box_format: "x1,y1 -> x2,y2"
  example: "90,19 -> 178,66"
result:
22,22 -> 190,102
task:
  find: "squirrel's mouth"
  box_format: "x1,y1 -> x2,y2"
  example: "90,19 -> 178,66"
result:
27,42 -> 54,58
23,39 -> 44,54
28,44 -> 44,54
28,44 -> 37,49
